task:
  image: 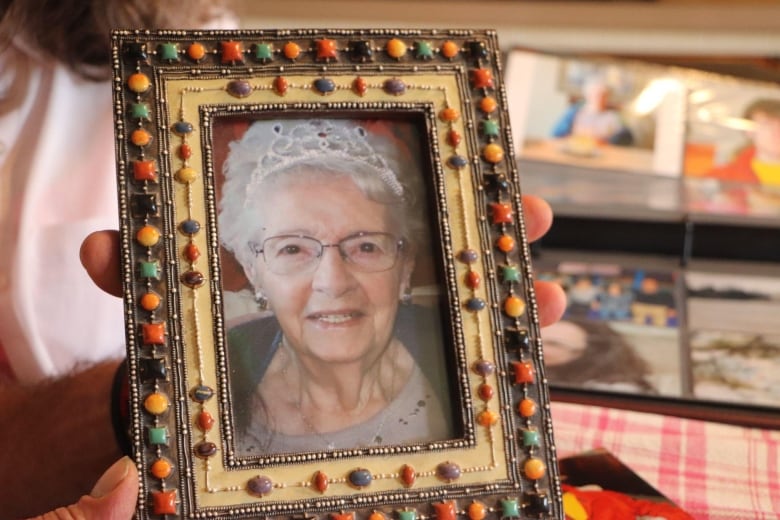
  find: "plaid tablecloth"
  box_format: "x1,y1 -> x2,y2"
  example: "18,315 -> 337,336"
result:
551,402 -> 780,519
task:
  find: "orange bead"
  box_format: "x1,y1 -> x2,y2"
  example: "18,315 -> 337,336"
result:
130,129 -> 151,147
483,143 -> 505,163
524,457 -> 546,480
386,38 -> 407,59
369,512 -> 386,520
150,458 -> 173,479
496,234 -> 515,253
439,107 -> 459,122
127,73 -> 150,93
476,409 -> 499,427
136,225 -> 161,247
144,392 -> 169,415
140,292 -> 160,311
187,42 -> 206,61
467,501 -> 487,520
480,96 -> 498,113
283,41 -> 301,60
504,295 -> 526,317
518,398 -> 537,417
440,40 -> 459,59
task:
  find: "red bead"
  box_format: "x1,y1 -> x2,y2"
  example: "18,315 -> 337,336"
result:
133,160 -> 157,182
274,76 -> 288,96
177,143 -> 192,160
433,502 -> 457,520
197,410 -> 214,432
313,470 -> 329,493
512,361 -> 535,384
142,322 -> 165,345
470,68 -> 494,89
152,490 -> 177,515
220,41 -> 243,64
447,130 -> 461,147
490,203 -> 513,224
477,383 -> 493,401
316,39 -> 338,61
465,270 -> 481,289
353,76 -> 368,96
184,242 -> 200,262
400,464 -> 416,487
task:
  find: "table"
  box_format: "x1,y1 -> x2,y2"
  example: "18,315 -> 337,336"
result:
551,402 -> 780,519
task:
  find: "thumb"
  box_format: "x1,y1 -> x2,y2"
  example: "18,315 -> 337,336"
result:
32,457 -> 139,520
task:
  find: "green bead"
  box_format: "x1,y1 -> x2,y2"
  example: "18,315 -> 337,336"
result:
501,499 -> 520,518
139,261 -> 160,279
522,429 -> 540,447
158,43 -> 179,62
482,119 -> 500,137
254,42 -> 273,61
501,265 -> 521,283
415,41 -> 434,59
399,510 -> 417,520
131,103 -> 150,120
148,427 -> 168,445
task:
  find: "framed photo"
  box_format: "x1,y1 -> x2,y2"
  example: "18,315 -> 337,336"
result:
532,249 -> 780,430
112,29 -> 560,519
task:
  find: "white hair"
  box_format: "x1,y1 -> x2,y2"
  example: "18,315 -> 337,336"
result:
217,118 -> 428,274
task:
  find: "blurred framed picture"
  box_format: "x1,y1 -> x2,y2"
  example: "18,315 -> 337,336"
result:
505,48 -> 780,224
112,29 -> 561,518
533,249 -> 780,429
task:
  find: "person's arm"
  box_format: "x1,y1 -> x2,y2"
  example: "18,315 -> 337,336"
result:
0,360 -> 124,518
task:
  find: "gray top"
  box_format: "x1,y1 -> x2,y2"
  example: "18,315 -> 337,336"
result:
238,364 -> 450,455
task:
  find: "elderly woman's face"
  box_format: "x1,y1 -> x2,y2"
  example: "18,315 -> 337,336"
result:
251,174 -> 413,365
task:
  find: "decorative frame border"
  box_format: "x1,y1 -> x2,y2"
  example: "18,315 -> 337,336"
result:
111,29 -> 562,519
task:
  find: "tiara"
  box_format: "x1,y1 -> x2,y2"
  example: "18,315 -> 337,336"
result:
242,119 -> 404,197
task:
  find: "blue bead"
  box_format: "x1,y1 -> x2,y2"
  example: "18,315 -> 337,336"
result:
383,78 -> 406,95
348,468 -> 373,488
179,219 -> 200,236
172,121 -> 193,136
448,155 -> 468,169
314,78 -> 336,94
458,249 -> 479,264
190,384 -> 214,403
466,298 -> 486,311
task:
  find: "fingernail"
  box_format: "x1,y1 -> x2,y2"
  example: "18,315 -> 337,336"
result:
91,456 -> 132,498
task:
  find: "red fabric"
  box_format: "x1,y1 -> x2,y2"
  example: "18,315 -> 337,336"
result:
706,146 -> 760,184
562,484 -> 694,520
552,402 -> 780,519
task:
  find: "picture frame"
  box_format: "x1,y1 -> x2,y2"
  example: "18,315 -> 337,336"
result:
111,29 -> 561,519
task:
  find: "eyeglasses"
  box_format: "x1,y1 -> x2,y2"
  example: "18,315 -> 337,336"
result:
250,232 -> 405,275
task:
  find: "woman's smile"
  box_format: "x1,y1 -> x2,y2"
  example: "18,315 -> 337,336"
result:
253,173 -> 413,366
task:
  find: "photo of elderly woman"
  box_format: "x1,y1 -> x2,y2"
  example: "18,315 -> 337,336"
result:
215,117 -> 455,456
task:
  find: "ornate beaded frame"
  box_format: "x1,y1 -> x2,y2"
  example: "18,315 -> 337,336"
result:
111,29 -> 562,520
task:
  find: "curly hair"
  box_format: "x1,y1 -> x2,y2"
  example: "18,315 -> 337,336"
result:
0,0 -> 231,80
